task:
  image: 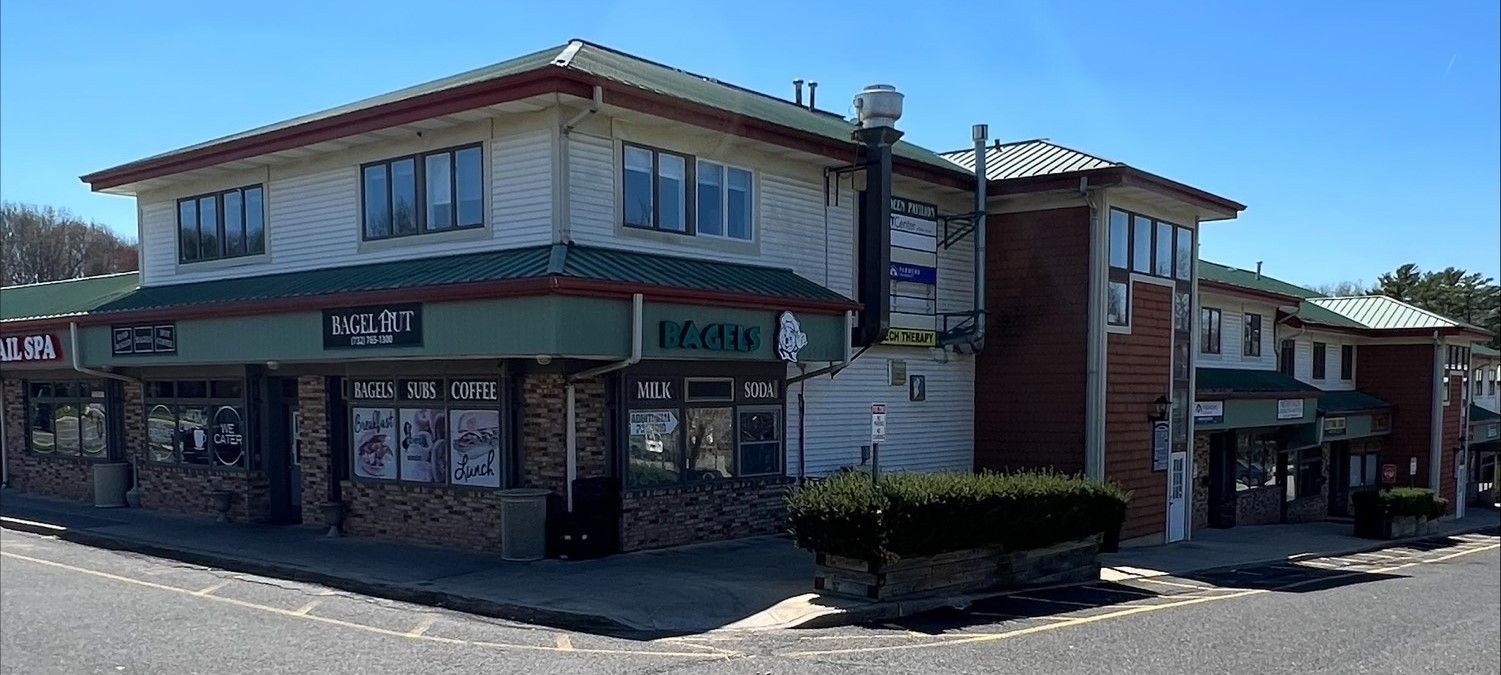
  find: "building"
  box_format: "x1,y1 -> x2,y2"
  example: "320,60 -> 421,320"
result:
1,40 -> 984,554
943,140 -> 1245,545
1466,344 -> 1499,507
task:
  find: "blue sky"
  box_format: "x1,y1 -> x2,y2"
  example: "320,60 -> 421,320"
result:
2,1 -> 1496,288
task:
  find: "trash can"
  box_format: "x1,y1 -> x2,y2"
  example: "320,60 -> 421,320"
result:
93,462 -> 131,508
499,488 -> 553,561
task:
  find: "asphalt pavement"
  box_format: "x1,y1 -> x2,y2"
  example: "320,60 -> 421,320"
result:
2,528 -> 1497,674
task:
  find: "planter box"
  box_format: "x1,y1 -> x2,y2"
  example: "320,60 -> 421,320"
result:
1354,514 -> 1438,540
814,535 -> 1102,601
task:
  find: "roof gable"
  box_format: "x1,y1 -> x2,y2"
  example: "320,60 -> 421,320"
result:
940,139 -> 1118,181
1309,295 -> 1487,333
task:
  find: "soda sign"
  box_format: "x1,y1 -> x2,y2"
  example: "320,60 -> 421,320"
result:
0,334 -> 60,363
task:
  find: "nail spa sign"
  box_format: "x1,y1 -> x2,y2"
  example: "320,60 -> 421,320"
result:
0,333 -> 61,363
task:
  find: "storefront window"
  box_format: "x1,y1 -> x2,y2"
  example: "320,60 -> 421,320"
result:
1235,431 -> 1278,490
144,380 -> 248,469
1287,448 -> 1323,500
349,377 -> 502,487
625,372 -> 784,489
26,381 -> 109,458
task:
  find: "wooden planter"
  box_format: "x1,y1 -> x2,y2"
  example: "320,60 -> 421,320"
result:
814,535 -> 1102,601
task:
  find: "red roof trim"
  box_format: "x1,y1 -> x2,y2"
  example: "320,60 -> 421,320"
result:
1200,280 -> 1302,307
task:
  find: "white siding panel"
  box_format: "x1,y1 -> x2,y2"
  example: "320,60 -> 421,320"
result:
1295,335 -> 1357,390
139,201 -> 176,286
492,129 -> 553,246
938,230 -> 974,316
568,133 -> 615,241
758,174 -> 851,291
786,347 -> 974,476
1196,296 -> 1275,371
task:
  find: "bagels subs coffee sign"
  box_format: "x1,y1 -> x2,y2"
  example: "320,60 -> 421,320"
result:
323,303 -> 422,349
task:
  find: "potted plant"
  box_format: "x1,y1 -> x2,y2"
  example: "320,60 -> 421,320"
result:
205,489 -> 235,523
787,470 -> 1129,601
1352,487 -> 1447,540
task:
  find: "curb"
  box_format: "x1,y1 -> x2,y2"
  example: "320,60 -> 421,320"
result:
0,516 -> 643,638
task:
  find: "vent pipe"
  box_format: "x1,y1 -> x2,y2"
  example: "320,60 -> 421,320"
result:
971,123 -> 989,352
807,81 -> 818,110
793,79 -> 804,106
1255,261 -> 1263,279
851,84 -> 904,346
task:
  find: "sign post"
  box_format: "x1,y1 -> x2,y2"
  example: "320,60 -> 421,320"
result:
870,403 -> 887,484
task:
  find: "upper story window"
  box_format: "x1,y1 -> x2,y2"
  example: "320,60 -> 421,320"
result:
1243,314 -> 1262,357
1341,345 -> 1355,381
177,185 -> 265,264
1107,208 -> 1191,327
623,143 -> 757,241
1312,342 -> 1327,379
362,144 -> 484,241
1279,339 -> 1295,376
1200,307 -> 1222,354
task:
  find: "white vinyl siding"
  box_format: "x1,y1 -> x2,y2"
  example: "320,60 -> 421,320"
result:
138,129 -> 554,286
786,347 -> 975,477
1194,294 -> 1275,371
1293,334 -> 1357,391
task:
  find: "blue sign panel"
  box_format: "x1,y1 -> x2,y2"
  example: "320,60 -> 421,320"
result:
889,262 -> 937,285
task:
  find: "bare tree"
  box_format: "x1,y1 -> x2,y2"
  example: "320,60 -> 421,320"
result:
0,202 -> 138,285
1310,280 -> 1373,297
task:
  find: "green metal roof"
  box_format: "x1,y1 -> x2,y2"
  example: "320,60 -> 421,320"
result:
1197,260 -> 1322,301
1310,296 -> 1488,333
1472,404 -> 1500,424
93,244 -> 851,315
1317,390 -> 1392,414
1475,343 -> 1499,358
1,272 -> 140,324
1292,299 -> 1369,330
89,40 -> 964,183
1195,367 -> 1320,395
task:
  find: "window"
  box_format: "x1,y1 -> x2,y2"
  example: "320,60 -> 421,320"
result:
696,161 -> 753,241
26,381 -> 110,458
625,373 -> 784,488
348,377 -> 502,486
1312,342 -> 1327,379
1107,210 -> 1131,326
1108,209 -> 1129,269
1287,447 -> 1324,500
1348,449 -> 1380,488
1154,221 -> 1173,277
1279,339 -> 1296,376
177,186 -> 265,264
1442,375 -> 1450,406
623,144 -> 689,233
1243,314 -> 1262,357
1131,215 -> 1152,274
1490,370 -> 1496,396
362,145 -> 483,241
144,380 -> 247,468
1107,281 -> 1129,326
1200,307 -> 1222,354
1174,226 -> 1193,281
1340,345 -> 1354,381
1235,431 -> 1278,491
1173,292 -> 1191,332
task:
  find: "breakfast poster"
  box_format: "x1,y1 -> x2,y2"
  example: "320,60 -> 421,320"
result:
448,409 -> 500,487
352,407 -> 397,480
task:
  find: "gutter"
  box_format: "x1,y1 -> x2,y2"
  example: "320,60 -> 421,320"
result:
1429,330 -> 1444,492
70,322 -> 137,386
1083,178 -> 1106,481
970,124 -> 988,352
562,293 -> 643,512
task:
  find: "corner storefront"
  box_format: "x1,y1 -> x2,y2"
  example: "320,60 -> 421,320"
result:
1192,368 -> 1320,530
1315,390 -> 1393,518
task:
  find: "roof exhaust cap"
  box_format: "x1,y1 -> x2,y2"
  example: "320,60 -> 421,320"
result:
853,84 -> 903,130
972,123 -> 989,143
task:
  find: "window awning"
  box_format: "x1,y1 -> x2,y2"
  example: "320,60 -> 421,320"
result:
1318,390 -> 1392,415
1195,368 -> 1320,398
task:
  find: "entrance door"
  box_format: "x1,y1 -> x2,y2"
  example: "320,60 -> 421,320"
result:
1166,451 -> 1188,542
1455,448 -> 1468,519
1208,432 -> 1237,528
1328,441 -> 1351,517
289,408 -> 303,517
263,377 -> 302,524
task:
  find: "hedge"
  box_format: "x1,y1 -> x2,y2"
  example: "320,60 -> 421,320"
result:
1352,487 -> 1448,520
786,470 -> 1130,562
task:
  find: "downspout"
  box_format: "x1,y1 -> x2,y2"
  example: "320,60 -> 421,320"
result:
1429,331 -> 1444,492
970,124 -> 988,352
1083,180 -> 1106,480
1,380 -> 8,486
557,85 -> 603,244
564,292 -> 642,512
70,322 -> 138,385
1184,215 -> 1202,540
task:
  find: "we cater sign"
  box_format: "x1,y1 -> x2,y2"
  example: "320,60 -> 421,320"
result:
0,333 -> 61,363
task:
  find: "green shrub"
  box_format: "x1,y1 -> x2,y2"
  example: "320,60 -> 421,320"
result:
786,470 -> 1130,562
1352,487 -> 1447,520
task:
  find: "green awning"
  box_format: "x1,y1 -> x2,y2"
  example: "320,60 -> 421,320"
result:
1,272 -> 139,323
92,243 -> 854,315
1196,368 -> 1320,396
1319,390 -> 1392,414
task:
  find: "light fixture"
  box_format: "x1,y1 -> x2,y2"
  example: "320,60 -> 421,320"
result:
535,354 -> 553,366
266,360 -> 280,371
1149,395 -> 1170,421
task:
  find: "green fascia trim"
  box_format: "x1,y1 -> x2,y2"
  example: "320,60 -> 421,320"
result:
1195,367 -> 1320,396
1470,404 -> 1500,424
1318,390 -> 1392,414
94,243 -> 852,316
1197,260 -> 1322,301
1194,396 -> 1320,431
1,272 -> 140,323
1474,343 -> 1499,358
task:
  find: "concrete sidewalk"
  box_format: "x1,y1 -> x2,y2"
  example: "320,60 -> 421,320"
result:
1101,510 -> 1501,580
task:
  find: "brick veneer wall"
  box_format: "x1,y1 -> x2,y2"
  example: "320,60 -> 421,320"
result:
619,477 -> 793,551
520,375 -> 607,492
975,206 -> 1091,473
1357,344 -> 1436,490
1236,486 -> 1281,526
1105,282 -> 1173,541
1284,444 -> 1331,523
3,378 -> 95,501
1192,432 -> 1210,531
298,376 -> 332,528
1440,374 -> 1463,512
137,464 -> 269,521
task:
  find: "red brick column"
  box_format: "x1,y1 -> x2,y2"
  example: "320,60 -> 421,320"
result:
297,375 -> 331,527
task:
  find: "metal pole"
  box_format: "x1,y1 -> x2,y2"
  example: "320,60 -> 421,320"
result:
871,443 -> 880,485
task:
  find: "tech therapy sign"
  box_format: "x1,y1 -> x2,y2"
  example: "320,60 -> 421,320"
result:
0,333 -> 61,363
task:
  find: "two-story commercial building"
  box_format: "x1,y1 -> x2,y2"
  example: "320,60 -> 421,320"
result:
1,40 -> 984,555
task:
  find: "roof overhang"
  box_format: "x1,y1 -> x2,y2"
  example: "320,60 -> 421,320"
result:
82,67 -> 972,195
1200,281 -> 1303,308
987,166 -> 1244,221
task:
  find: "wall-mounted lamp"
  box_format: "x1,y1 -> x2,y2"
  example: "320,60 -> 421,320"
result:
1148,395 -> 1170,422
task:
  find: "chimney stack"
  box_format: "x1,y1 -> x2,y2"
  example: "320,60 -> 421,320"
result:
792,79 -> 804,106
1255,261 -> 1263,279
807,81 -> 818,110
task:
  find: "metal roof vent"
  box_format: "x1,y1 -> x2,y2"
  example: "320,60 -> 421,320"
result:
853,84 -> 903,130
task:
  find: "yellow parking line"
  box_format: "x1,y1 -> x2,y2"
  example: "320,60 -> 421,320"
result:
0,551 -> 734,660
788,542 -> 1499,658
554,634 -> 574,651
291,601 -> 320,616
406,616 -> 437,637
193,581 -> 231,597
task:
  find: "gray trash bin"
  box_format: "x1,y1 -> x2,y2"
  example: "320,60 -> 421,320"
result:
93,462 -> 131,508
498,488 -> 552,561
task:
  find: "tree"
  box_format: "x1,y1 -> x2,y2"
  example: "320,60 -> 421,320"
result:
0,202 -> 138,286
1375,264 -> 1500,348
1311,280 -> 1373,297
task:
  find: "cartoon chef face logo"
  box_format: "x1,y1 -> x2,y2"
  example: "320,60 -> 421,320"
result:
776,311 -> 808,362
